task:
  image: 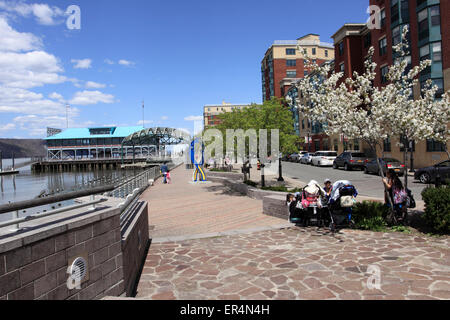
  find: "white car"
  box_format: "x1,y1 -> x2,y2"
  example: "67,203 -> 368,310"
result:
311,151 -> 338,167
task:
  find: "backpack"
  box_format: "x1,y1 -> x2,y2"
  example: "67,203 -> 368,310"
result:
406,189 -> 416,209
393,186 -> 408,205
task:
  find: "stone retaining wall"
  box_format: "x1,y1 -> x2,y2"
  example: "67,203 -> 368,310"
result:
121,201 -> 150,297
209,175 -> 289,201
0,198 -> 150,300
262,195 -> 289,220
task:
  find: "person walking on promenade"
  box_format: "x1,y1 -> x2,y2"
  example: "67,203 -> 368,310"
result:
160,164 -> 169,184
166,170 -> 171,184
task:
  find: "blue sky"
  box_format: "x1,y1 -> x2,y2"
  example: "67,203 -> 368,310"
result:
0,0 -> 368,138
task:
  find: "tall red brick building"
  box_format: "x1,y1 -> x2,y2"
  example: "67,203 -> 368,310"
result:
333,0 -> 448,94
261,34 -> 335,101
327,0 -> 449,167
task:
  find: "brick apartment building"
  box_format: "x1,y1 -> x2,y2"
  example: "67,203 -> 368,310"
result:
287,0 -> 448,168
261,34 -> 335,101
203,102 -> 251,128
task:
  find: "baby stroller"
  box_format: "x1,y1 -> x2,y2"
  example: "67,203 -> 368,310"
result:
295,180 -> 327,227
327,180 -> 358,233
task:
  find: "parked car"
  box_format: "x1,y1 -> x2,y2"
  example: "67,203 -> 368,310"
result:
300,152 -> 315,165
311,151 -> 338,167
289,153 -> 301,162
333,151 -> 369,171
364,158 -> 406,176
414,160 -> 450,184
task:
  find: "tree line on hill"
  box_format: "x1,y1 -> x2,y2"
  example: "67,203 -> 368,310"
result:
0,139 -> 46,159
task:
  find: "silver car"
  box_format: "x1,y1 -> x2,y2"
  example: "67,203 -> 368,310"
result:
300,152 -> 315,165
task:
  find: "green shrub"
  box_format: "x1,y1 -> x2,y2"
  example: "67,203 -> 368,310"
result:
244,180 -> 258,187
261,186 -> 289,192
355,216 -> 388,232
421,186 -> 450,234
209,168 -> 229,172
352,201 -> 390,232
261,186 -> 304,193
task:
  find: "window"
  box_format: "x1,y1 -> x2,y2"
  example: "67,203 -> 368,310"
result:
303,48 -> 307,55
420,44 -> 430,61
312,48 -> 316,55
427,139 -> 446,152
391,0 -> 398,23
339,63 -> 345,73
325,49 -> 328,57
286,70 -> 297,78
400,0 -> 409,22
384,138 -> 391,152
286,59 -> 296,67
380,8 -> 386,27
400,136 -> 415,152
430,5 -> 440,26
364,33 -> 372,48
379,37 -> 387,56
338,42 -> 344,56
392,26 -> 401,46
432,42 -> 442,62
418,8 -> 429,40
381,65 -> 389,84
302,120 -> 305,130
433,78 -> 444,98
286,48 -> 296,55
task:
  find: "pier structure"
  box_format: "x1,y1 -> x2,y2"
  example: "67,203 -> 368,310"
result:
44,126 -> 150,161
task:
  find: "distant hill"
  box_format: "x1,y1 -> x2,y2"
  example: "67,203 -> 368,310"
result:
0,139 -> 46,158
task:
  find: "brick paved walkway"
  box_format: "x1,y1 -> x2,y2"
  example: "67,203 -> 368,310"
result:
139,166 -> 289,241
136,227 -> 450,300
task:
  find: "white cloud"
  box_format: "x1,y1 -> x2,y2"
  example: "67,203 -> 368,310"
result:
0,87 -> 77,116
85,81 -> 106,89
184,115 -> 203,121
0,51 -> 66,88
0,17 -> 42,52
104,59 -> 114,65
0,123 -> 15,132
118,59 -> 135,67
137,120 -> 153,126
161,116 -> 169,121
71,59 -> 92,69
69,90 -> 115,106
0,1 -> 65,26
49,92 -> 64,101
13,115 -> 93,137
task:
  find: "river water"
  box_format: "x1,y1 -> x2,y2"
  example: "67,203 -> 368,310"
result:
0,158 -> 143,223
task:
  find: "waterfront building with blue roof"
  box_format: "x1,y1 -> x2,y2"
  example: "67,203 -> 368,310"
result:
44,126 -> 152,160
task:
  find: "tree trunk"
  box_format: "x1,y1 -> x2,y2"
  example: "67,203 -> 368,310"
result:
370,143 -> 395,212
404,149 -> 408,190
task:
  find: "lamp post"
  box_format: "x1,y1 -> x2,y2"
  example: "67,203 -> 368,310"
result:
409,140 -> 415,173
277,152 -> 284,182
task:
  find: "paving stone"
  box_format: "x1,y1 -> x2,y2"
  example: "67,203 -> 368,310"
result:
133,167 -> 450,301
299,288 -> 336,300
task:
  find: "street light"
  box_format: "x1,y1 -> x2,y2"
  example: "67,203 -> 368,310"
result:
278,152 -> 284,182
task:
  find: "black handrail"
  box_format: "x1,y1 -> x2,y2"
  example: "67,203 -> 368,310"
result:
0,185 -> 115,215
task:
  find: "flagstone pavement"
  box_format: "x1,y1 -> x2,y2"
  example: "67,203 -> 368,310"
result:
136,166 -> 450,300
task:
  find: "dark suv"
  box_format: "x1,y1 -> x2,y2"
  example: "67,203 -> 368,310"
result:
333,152 -> 368,171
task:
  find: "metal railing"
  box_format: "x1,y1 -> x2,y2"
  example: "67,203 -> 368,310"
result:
0,162 -> 181,233
0,186 -> 115,232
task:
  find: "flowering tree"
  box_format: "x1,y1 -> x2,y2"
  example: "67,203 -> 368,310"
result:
381,26 -> 450,188
294,27 -> 449,211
